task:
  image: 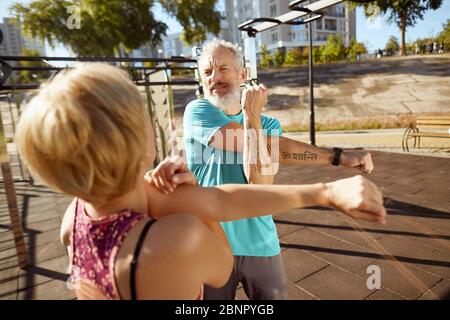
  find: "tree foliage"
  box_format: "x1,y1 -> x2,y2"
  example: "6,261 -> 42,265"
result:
159,0 -> 221,45
359,0 -> 443,56
273,49 -> 286,68
436,19 -> 450,48
320,34 -> 347,62
259,45 -> 273,68
347,37 -> 367,60
385,35 -> 400,55
284,48 -> 305,66
10,0 -> 220,56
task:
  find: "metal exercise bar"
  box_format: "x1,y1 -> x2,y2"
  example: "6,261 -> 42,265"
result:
0,55 -> 196,63
238,0 -> 327,145
249,0 -> 343,33
1,80 -> 199,91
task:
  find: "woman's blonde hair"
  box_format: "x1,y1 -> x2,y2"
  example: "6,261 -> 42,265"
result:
15,63 -> 151,205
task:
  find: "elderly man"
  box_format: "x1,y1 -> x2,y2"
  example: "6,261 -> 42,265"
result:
183,39 -> 374,300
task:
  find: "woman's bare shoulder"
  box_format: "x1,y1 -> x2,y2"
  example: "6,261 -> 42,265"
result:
60,198 -> 77,247
116,214 -> 212,299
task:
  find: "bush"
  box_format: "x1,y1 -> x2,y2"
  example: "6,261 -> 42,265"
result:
273,49 -> 286,67
347,38 -> 367,61
285,48 -> 302,66
259,45 -> 273,68
320,34 -> 347,62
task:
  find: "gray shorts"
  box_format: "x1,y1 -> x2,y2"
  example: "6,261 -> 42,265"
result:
204,254 -> 287,300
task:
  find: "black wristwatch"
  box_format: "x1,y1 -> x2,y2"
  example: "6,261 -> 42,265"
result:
332,147 -> 343,166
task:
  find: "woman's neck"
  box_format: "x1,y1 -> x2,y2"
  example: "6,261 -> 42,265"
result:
85,178 -> 148,219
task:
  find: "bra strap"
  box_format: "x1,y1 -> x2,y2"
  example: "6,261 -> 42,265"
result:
130,219 -> 156,300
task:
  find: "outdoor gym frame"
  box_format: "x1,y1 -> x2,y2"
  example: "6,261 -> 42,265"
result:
238,0 -> 374,145
0,0 -> 374,270
0,55 -> 201,268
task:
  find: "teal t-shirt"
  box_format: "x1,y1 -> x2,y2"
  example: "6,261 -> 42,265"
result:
183,99 -> 282,257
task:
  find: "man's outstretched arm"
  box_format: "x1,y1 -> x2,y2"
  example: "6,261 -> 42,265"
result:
210,123 -> 374,173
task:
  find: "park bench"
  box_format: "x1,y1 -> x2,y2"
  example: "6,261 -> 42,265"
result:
402,116 -> 450,151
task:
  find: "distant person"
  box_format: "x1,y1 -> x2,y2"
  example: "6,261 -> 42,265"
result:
439,42 -> 444,54
429,41 -> 434,54
415,43 -> 420,55
376,48 -> 382,59
433,41 -> 437,54
15,63 -> 387,300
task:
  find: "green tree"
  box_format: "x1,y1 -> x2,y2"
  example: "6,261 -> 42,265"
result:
436,19 -> 450,49
320,34 -> 346,63
359,0 -> 443,56
259,45 -> 273,68
11,0 -> 220,56
159,0 -> 221,45
347,37 -> 367,60
273,49 -> 286,67
385,36 -> 400,56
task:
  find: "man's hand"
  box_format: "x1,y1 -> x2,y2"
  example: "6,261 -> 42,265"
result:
241,83 -> 268,117
340,150 -> 374,174
325,175 -> 386,225
144,156 -> 197,194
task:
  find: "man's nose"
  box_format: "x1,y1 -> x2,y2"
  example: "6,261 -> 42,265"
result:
210,69 -> 222,82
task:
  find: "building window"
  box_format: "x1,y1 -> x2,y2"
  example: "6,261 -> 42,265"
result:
269,4 -> 277,17
271,32 -> 278,43
292,24 -> 306,31
325,19 -> 337,31
315,19 -> 322,30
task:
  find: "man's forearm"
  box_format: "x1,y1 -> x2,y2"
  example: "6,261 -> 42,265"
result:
243,112 -> 277,184
270,136 -> 334,165
213,122 -> 372,171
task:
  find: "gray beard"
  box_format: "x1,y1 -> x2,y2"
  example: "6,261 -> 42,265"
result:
205,89 -> 241,114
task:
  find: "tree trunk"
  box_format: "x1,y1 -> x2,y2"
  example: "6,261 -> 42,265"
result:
401,14 -> 407,56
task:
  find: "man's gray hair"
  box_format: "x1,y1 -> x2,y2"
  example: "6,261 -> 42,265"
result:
199,39 -> 245,71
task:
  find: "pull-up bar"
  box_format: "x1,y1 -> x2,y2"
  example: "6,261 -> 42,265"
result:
0,55 -> 200,91
0,56 -> 196,63
238,0 -> 327,145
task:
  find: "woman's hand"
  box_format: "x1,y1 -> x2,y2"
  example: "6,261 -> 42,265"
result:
144,156 -> 197,194
325,175 -> 387,225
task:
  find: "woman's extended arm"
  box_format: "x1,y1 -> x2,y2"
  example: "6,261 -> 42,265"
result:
147,175 -> 386,225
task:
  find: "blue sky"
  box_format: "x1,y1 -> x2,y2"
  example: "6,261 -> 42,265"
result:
1,0 -> 449,56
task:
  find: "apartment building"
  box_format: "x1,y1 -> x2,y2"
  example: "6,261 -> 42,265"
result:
152,0 -> 356,58
235,0 -> 356,53
0,18 -> 46,56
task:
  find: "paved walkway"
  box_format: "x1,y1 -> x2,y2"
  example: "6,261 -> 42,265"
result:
284,129 -> 450,158
0,150 -> 449,300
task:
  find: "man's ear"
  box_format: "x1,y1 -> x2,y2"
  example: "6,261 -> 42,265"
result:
239,67 -> 247,84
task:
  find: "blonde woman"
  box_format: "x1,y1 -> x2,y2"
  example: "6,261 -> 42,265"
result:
15,63 -> 386,300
